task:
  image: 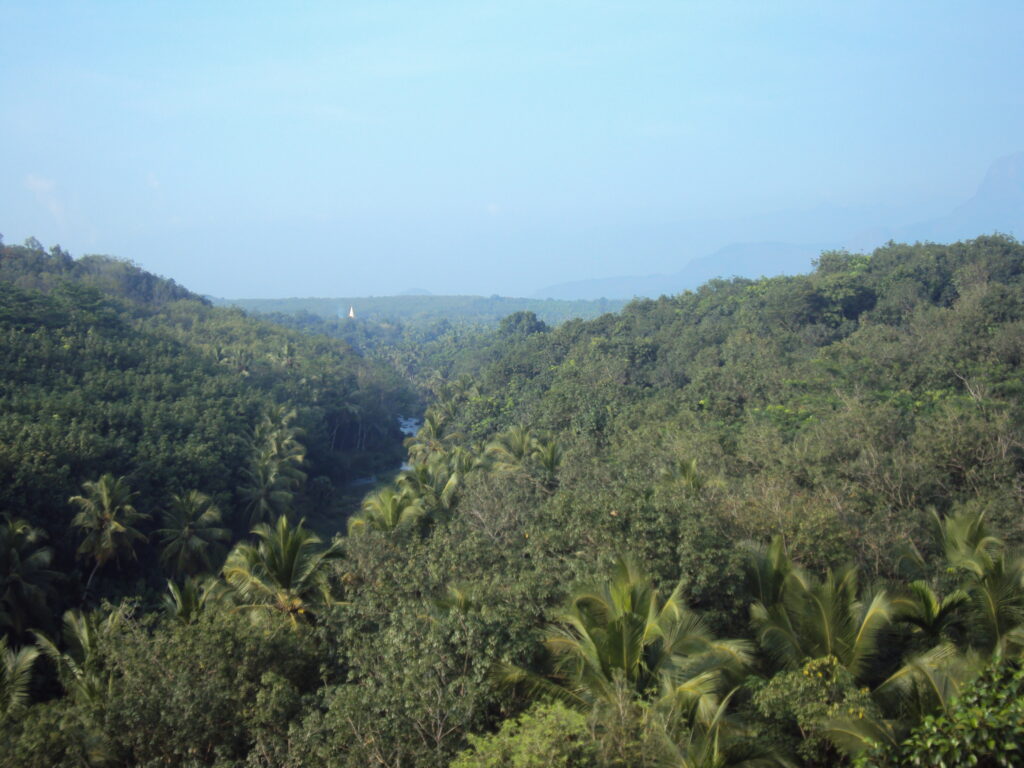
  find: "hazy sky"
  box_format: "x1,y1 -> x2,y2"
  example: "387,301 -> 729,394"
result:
3,1 -> 1023,297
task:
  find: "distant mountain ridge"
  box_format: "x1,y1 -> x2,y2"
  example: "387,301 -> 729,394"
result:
534,242 -> 825,300
535,153 -> 1024,300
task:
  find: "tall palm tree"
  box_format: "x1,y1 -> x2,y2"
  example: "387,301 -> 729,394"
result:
485,425 -> 538,474
156,491 -> 231,577
0,635 -> 38,718
0,514 -> 59,639
222,516 -> 342,627
907,510 -> 1024,655
655,689 -> 793,768
741,537 -> 794,609
824,644 -> 984,760
33,605 -> 126,706
239,461 -> 294,528
891,580 -> 968,647
749,561 -> 892,684
397,455 -> 460,522
69,473 -> 149,594
500,556 -> 752,718
658,457 -> 707,494
404,410 -> 460,463
163,576 -> 226,623
530,434 -> 563,492
960,550 -> 1024,656
347,487 -> 423,536
241,406 -> 307,526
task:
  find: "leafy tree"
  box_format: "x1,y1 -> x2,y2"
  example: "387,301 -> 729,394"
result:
852,660 -> 1024,767
498,310 -> 549,337
451,701 -> 598,768
95,608 -> 319,768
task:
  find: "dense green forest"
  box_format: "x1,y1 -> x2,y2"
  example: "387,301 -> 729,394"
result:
3,235 -> 1024,767
216,294 -> 625,326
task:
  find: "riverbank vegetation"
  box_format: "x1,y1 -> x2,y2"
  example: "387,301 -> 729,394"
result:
3,235 -> 1024,767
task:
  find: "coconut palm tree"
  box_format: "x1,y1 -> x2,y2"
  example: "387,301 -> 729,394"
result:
500,556 -> 752,718
241,407 -> 308,526
741,537 -> 794,609
658,457 -> 707,494
906,510 -> 1024,655
891,580 -> 968,648
0,635 -> 38,718
530,434 -> 563,492
485,425 -> 538,475
157,491 -> 231,577
655,689 -> 793,768
824,644 -> 985,760
33,605 -> 127,706
347,487 -> 423,536
163,576 -> 226,623
397,455 -> 461,522
749,562 -> 892,684
239,461 -> 294,528
222,516 -> 342,627
404,410 -> 460,463
0,514 -> 59,639
69,473 -> 149,594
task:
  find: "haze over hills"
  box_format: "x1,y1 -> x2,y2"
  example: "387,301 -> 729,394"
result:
534,242 -> 827,300
535,153 -> 1024,300
213,294 -> 626,326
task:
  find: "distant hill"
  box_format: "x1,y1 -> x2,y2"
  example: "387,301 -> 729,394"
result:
0,240 -> 203,307
212,294 -> 627,326
534,242 -> 825,300
879,152 -> 1024,246
535,153 -> 1024,301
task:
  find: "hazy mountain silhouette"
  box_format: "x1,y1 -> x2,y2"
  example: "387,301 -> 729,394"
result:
534,242 -> 824,300
535,153 -> 1024,301
898,152 -> 1024,242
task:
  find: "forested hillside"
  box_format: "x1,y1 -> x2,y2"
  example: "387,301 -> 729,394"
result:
3,236 -> 1024,767
0,239 -> 414,628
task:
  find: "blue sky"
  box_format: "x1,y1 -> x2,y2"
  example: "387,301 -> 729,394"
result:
2,1 -> 1023,297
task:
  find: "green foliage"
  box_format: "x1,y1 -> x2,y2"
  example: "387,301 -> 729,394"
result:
157,490 -> 230,577
69,474 -> 149,593
222,516 -> 343,626
96,609 -> 320,767
753,656 -> 879,764
0,515 -> 58,639
347,486 -> 423,536
856,661 -> 1024,768
218,294 -> 624,328
451,701 -> 598,768
500,556 -> 751,713
0,635 -> 38,719
6,235 -> 1024,768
